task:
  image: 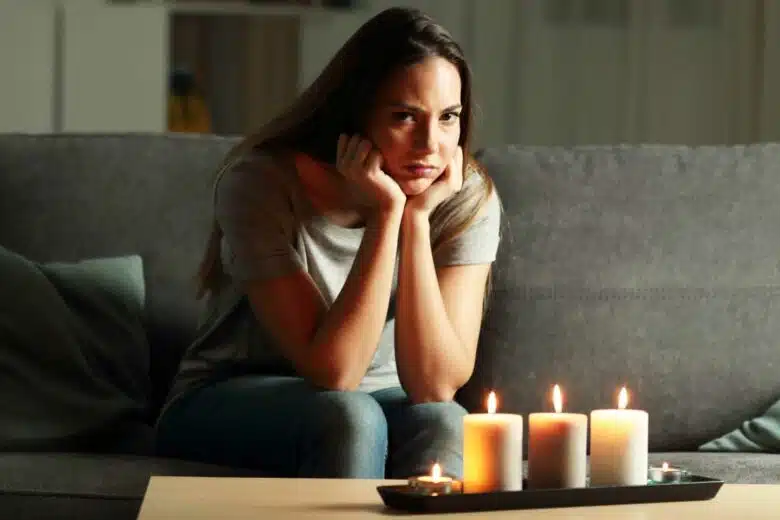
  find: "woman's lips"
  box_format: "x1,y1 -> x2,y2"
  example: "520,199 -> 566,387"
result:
402,165 -> 437,178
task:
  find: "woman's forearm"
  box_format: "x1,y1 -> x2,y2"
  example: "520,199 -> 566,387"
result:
309,208 -> 403,390
395,211 -> 473,403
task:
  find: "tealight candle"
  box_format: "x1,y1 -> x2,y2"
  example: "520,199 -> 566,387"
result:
528,384 -> 588,489
408,463 -> 461,495
648,462 -> 687,484
463,391 -> 524,493
589,387 -> 649,487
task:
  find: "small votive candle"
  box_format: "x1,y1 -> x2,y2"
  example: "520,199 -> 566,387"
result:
408,463 -> 462,495
648,462 -> 687,484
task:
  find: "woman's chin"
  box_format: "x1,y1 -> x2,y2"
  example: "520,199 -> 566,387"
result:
396,177 -> 434,196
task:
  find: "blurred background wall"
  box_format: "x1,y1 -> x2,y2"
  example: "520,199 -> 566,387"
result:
2,0 -> 779,147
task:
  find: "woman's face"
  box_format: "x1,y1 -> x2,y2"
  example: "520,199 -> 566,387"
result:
365,56 -> 463,196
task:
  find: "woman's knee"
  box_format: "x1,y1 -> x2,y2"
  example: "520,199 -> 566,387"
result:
382,399 -> 467,479
415,400 -> 468,441
311,390 -> 388,445
297,390 -> 389,478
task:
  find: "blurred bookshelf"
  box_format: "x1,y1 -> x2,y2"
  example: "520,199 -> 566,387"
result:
106,0 -> 359,135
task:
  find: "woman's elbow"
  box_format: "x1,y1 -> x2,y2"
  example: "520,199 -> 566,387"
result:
311,362 -> 364,393
404,367 -> 473,404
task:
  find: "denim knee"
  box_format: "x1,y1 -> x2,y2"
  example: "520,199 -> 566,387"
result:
385,399 -> 468,479
413,400 -> 468,447
315,390 -> 388,441
301,390 -> 388,478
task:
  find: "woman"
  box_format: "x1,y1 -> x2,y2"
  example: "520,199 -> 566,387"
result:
156,6 -> 501,480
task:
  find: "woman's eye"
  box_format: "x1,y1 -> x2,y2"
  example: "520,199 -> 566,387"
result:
442,112 -> 461,123
392,111 -> 414,122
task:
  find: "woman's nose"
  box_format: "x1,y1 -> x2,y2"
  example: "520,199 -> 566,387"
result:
414,124 -> 438,153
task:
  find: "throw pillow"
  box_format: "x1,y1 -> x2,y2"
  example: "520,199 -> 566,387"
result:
699,398 -> 780,452
0,246 -> 151,452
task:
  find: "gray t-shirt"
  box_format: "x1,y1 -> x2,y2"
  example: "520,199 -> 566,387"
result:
166,151 -> 501,405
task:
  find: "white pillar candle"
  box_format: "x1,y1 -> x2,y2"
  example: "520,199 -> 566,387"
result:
528,384 -> 588,489
463,391 -> 524,493
589,387 -> 649,487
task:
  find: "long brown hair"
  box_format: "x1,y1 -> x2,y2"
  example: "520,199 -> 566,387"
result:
197,6 -> 497,299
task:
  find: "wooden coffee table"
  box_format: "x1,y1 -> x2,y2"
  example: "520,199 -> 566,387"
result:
137,476 -> 779,519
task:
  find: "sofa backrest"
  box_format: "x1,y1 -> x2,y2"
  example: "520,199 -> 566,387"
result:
0,133 -> 240,413
3,134 -> 779,451
464,144 -> 780,450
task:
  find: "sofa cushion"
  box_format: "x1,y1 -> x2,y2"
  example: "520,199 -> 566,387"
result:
0,494 -> 140,520
699,397 -> 780,452
649,452 -> 780,484
0,133 -> 242,417
463,144 -> 780,451
0,246 -> 151,452
0,452 -> 266,520
0,452 -> 264,499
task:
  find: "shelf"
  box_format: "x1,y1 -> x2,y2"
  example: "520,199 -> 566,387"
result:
107,1 -> 355,17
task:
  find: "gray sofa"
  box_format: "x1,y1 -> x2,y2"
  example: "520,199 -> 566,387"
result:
0,134 -> 778,518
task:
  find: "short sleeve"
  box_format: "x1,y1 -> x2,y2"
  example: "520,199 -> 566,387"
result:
433,183 -> 502,266
214,154 -> 304,282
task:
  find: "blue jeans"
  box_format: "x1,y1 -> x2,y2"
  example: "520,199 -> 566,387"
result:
155,376 -> 467,479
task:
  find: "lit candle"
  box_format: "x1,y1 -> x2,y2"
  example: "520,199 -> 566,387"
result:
648,462 -> 687,484
528,384 -> 588,489
463,391 -> 524,493
408,463 -> 461,495
589,387 -> 649,486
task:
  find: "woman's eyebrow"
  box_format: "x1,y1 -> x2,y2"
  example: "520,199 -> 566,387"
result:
388,102 -> 463,112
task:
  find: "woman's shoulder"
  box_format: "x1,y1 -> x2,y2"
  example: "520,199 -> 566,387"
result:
217,149 -> 290,190
214,148 -> 300,216
464,163 -> 501,217
218,148 -> 299,195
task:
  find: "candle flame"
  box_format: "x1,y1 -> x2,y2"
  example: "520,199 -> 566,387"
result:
618,387 -> 629,409
487,391 -> 497,414
431,463 -> 442,481
552,384 -> 563,413
662,462 -> 669,471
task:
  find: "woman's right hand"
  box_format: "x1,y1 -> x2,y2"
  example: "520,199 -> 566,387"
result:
337,134 -> 406,214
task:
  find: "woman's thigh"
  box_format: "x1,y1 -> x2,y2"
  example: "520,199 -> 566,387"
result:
156,375 -> 388,476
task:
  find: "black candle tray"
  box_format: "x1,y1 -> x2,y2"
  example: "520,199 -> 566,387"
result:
377,475 -> 724,513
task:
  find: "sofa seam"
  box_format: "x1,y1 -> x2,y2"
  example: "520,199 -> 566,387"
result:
0,489 -> 141,501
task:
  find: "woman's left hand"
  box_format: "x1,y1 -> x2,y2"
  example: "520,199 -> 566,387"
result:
405,146 -> 464,218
